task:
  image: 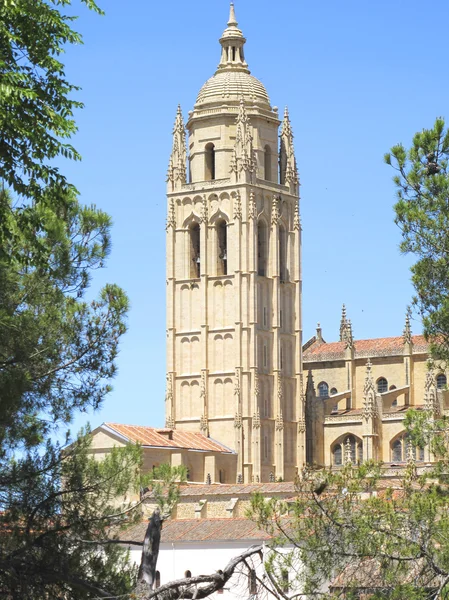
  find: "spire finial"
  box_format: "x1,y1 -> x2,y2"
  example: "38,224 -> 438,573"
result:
403,307 -> 412,345
228,2 -> 238,27
284,106 -> 289,119
339,304 -> 347,342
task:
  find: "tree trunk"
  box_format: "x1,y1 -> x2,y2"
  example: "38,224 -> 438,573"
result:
138,508 -> 162,588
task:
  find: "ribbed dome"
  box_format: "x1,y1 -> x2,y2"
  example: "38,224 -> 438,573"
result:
195,70 -> 270,108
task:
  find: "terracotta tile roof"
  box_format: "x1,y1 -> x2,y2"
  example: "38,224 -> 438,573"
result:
303,335 -> 428,362
177,482 -> 296,497
103,423 -> 235,454
119,518 -> 272,544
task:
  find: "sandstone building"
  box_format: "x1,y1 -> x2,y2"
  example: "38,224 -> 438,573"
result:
90,5 -> 446,485
164,4 -> 303,484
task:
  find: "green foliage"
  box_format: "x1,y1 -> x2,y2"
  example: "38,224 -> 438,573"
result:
248,414 -> 449,599
0,2 -> 148,598
0,0 -> 103,198
1,430 -> 142,599
385,118 -> 449,362
143,464 -> 188,517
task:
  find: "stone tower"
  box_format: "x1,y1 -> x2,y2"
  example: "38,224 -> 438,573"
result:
165,4 -> 303,483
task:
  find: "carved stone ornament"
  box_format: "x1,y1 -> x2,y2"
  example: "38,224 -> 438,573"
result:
230,99 -> 256,179
339,304 -> 347,342
165,373 -> 173,405
298,416 -> 306,434
165,414 -> 175,429
271,194 -> 280,227
293,201 -> 300,231
234,412 -> 243,429
166,198 -> 176,230
279,107 -> 299,191
344,437 -> 353,465
424,362 -> 440,416
233,191 -> 242,221
200,413 -> 208,433
275,410 -> 284,431
277,378 -> 283,403
253,370 -> 260,398
363,359 -> 377,421
403,309 -> 413,346
234,368 -> 241,400
200,371 -> 207,398
248,189 -> 256,220
253,407 -> 261,429
201,194 -> 208,223
166,105 -> 187,187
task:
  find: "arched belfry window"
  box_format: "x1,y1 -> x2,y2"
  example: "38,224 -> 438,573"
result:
189,223 -> 200,278
217,220 -> 227,275
264,145 -> 272,181
377,377 -> 388,393
279,225 -> 287,282
257,220 -> 268,276
318,382 -> 329,398
437,373 -> 447,389
205,143 -> 215,181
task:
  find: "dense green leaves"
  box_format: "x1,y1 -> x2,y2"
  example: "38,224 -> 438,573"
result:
386,118 -> 449,361
0,0 -> 103,197
0,1 -> 147,598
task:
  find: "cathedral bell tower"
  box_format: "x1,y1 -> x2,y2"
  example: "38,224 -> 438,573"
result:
165,4 -> 304,483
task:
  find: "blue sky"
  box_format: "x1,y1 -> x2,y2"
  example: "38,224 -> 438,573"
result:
62,0 -> 449,434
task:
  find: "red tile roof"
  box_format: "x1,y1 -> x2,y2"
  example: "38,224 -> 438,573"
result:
304,335 -> 428,361
119,518 -> 272,543
103,423 -> 234,454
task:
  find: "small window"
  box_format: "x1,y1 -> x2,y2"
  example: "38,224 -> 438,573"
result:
279,225 -> 287,282
219,469 -> 225,483
264,145 -> 272,181
389,385 -> 397,390
189,223 -> 200,278
318,382 -> 329,398
280,309 -> 283,329
217,220 -> 227,276
205,143 -> 215,180
392,398 -> 398,407
437,373 -> 447,389
155,571 -> 160,589
257,221 -> 268,276
280,346 -> 284,370
263,343 -> 268,368
263,306 -> 267,328
264,435 -> 269,459
185,570 -> 192,578
330,387 -> 338,395
377,377 -> 388,394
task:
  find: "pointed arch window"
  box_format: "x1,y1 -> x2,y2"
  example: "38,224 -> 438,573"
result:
264,145 -> 272,181
189,223 -> 200,278
391,433 -> 424,463
257,220 -> 268,276
217,219 -> 227,275
332,435 -> 362,466
155,571 -> 161,589
437,373 -> 447,389
205,143 -> 215,181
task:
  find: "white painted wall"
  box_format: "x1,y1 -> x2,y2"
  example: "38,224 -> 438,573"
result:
129,540 -> 271,600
